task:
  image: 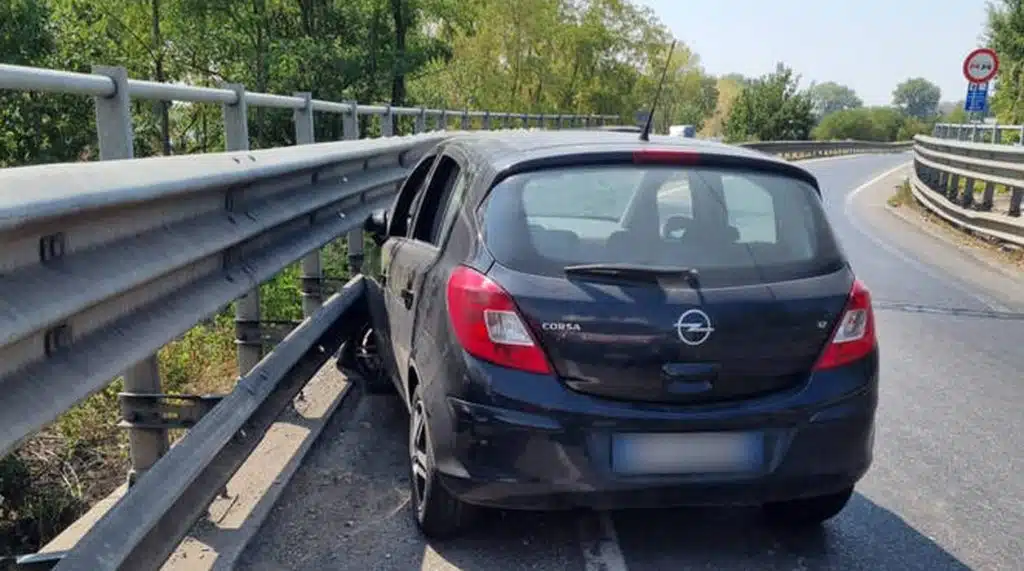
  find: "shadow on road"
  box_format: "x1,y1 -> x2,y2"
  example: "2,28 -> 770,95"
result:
607,494 -> 972,570
239,391 -> 973,571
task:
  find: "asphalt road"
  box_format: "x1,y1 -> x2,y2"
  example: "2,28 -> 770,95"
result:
237,153 -> 1023,571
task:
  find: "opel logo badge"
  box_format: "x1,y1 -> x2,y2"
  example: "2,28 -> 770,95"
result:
675,309 -> 714,346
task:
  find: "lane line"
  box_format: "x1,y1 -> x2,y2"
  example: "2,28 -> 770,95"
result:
579,511 -> 629,571
840,161 -> 1011,312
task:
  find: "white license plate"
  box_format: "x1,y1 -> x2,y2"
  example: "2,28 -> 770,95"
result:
611,432 -> 764,475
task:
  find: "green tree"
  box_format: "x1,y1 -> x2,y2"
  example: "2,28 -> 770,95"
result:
700,74 -> 743,138
811,106 -> 927,141
985,0 -> 1024,123
808,81 -> 863,116
408,0 -> 718,128
892,77 -> 941,119
723,63 -> 814,142
812,108 -> 879,140
0,0 -> 96,166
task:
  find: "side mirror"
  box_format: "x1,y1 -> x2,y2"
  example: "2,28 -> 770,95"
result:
364,208 -> 389,246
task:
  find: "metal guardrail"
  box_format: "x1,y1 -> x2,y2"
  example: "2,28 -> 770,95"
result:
742,139 -> 913,159
0,62 -> 918,571
911,134 -> 1024,246
932,122 -> 1024,145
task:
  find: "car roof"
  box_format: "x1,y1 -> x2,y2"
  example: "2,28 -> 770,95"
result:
442,130 -> 806,175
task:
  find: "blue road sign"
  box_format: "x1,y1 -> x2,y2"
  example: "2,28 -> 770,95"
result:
965,82 -> 989,113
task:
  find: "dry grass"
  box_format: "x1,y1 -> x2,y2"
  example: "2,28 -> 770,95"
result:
889,179 -> 1024,272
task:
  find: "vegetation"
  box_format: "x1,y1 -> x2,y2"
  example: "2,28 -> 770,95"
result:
891,77 -> 942,120
985,0 -> 1024,124
808,81 -> 863,117
812,107 -> 932,142
0,0 -> 950,556
888,178 -> 917,208
723,63 -> 815,143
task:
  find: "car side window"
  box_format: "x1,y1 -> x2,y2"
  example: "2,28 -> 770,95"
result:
410,155 -> 462,245
433,171 -> 469,246
389,154 -> 437,238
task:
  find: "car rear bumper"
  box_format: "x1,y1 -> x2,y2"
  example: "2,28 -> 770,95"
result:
427,355 -> 878,511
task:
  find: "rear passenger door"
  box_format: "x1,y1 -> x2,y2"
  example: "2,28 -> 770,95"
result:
385,150 -> 468,400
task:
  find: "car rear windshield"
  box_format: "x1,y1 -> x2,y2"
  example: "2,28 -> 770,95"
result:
481,163 -> 846,287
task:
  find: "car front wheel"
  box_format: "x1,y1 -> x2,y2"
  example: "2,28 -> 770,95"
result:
762,486 -> 854,526
408,384 -> 476,538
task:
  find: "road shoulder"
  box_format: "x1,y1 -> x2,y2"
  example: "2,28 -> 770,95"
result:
849,164 -> 1024,312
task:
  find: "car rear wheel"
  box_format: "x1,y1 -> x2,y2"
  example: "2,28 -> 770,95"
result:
762,486 -> 854,527
409,384 -> 476,538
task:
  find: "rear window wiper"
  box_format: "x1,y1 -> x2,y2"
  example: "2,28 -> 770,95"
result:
564,263 -> 700,286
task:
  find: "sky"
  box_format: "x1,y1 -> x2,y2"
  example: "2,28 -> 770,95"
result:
634,0 -> 992,106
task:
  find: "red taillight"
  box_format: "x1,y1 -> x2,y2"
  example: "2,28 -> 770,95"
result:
813,279 -> 877,371
445,266 -> 552,374
632,149 -> 701,165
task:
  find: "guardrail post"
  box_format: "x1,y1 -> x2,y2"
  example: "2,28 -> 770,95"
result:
482,111 -> 492,131
293,92 -> 324,318
503,113 -> 511,129
439,109 -> 448,131
1010,188 -> 1023,217
342,100 -> 358,140
416,107 -> 426,134
461,109 -> 470,130
223,83 -> 262,377
980,181 -> 996,211
94,65 -> 170,484
381,105 -> 394,137
960,177 -> 976,208
946,173 -> 960,201
521,113 -> 529,129
92,65 -> 134,160
123,359 -> 169,485
343,107 -> 364,275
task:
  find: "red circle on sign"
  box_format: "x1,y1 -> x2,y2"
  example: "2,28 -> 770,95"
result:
963,48 -> 999,83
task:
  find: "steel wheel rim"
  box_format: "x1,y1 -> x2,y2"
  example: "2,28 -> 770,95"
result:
410,400 -> 429,514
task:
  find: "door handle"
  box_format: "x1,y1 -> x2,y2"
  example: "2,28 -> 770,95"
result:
400,287 -> 415,308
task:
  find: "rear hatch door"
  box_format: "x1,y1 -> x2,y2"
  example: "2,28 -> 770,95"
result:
481,156 -> 853,404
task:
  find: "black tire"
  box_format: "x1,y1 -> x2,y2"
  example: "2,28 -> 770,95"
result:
762,486 -> 854,527
337,324 -> 393,395
408,384 -> 476,539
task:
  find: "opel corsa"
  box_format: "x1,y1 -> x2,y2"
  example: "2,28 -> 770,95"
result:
347,130 -> 879,538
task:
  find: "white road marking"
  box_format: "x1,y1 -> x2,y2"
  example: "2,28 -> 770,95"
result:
841,161 -> 1011,312
579,510 -> 629,571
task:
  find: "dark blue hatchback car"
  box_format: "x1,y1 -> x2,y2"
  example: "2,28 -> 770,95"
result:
348,130 -> 879,538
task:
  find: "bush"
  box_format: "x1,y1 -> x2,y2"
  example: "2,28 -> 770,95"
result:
812,106 -> 931,142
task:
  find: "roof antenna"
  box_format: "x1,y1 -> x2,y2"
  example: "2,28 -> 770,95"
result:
640,39 -> 677,142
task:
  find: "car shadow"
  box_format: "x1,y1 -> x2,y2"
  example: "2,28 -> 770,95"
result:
236,390 -> 974,571
426,493 -> 973,570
